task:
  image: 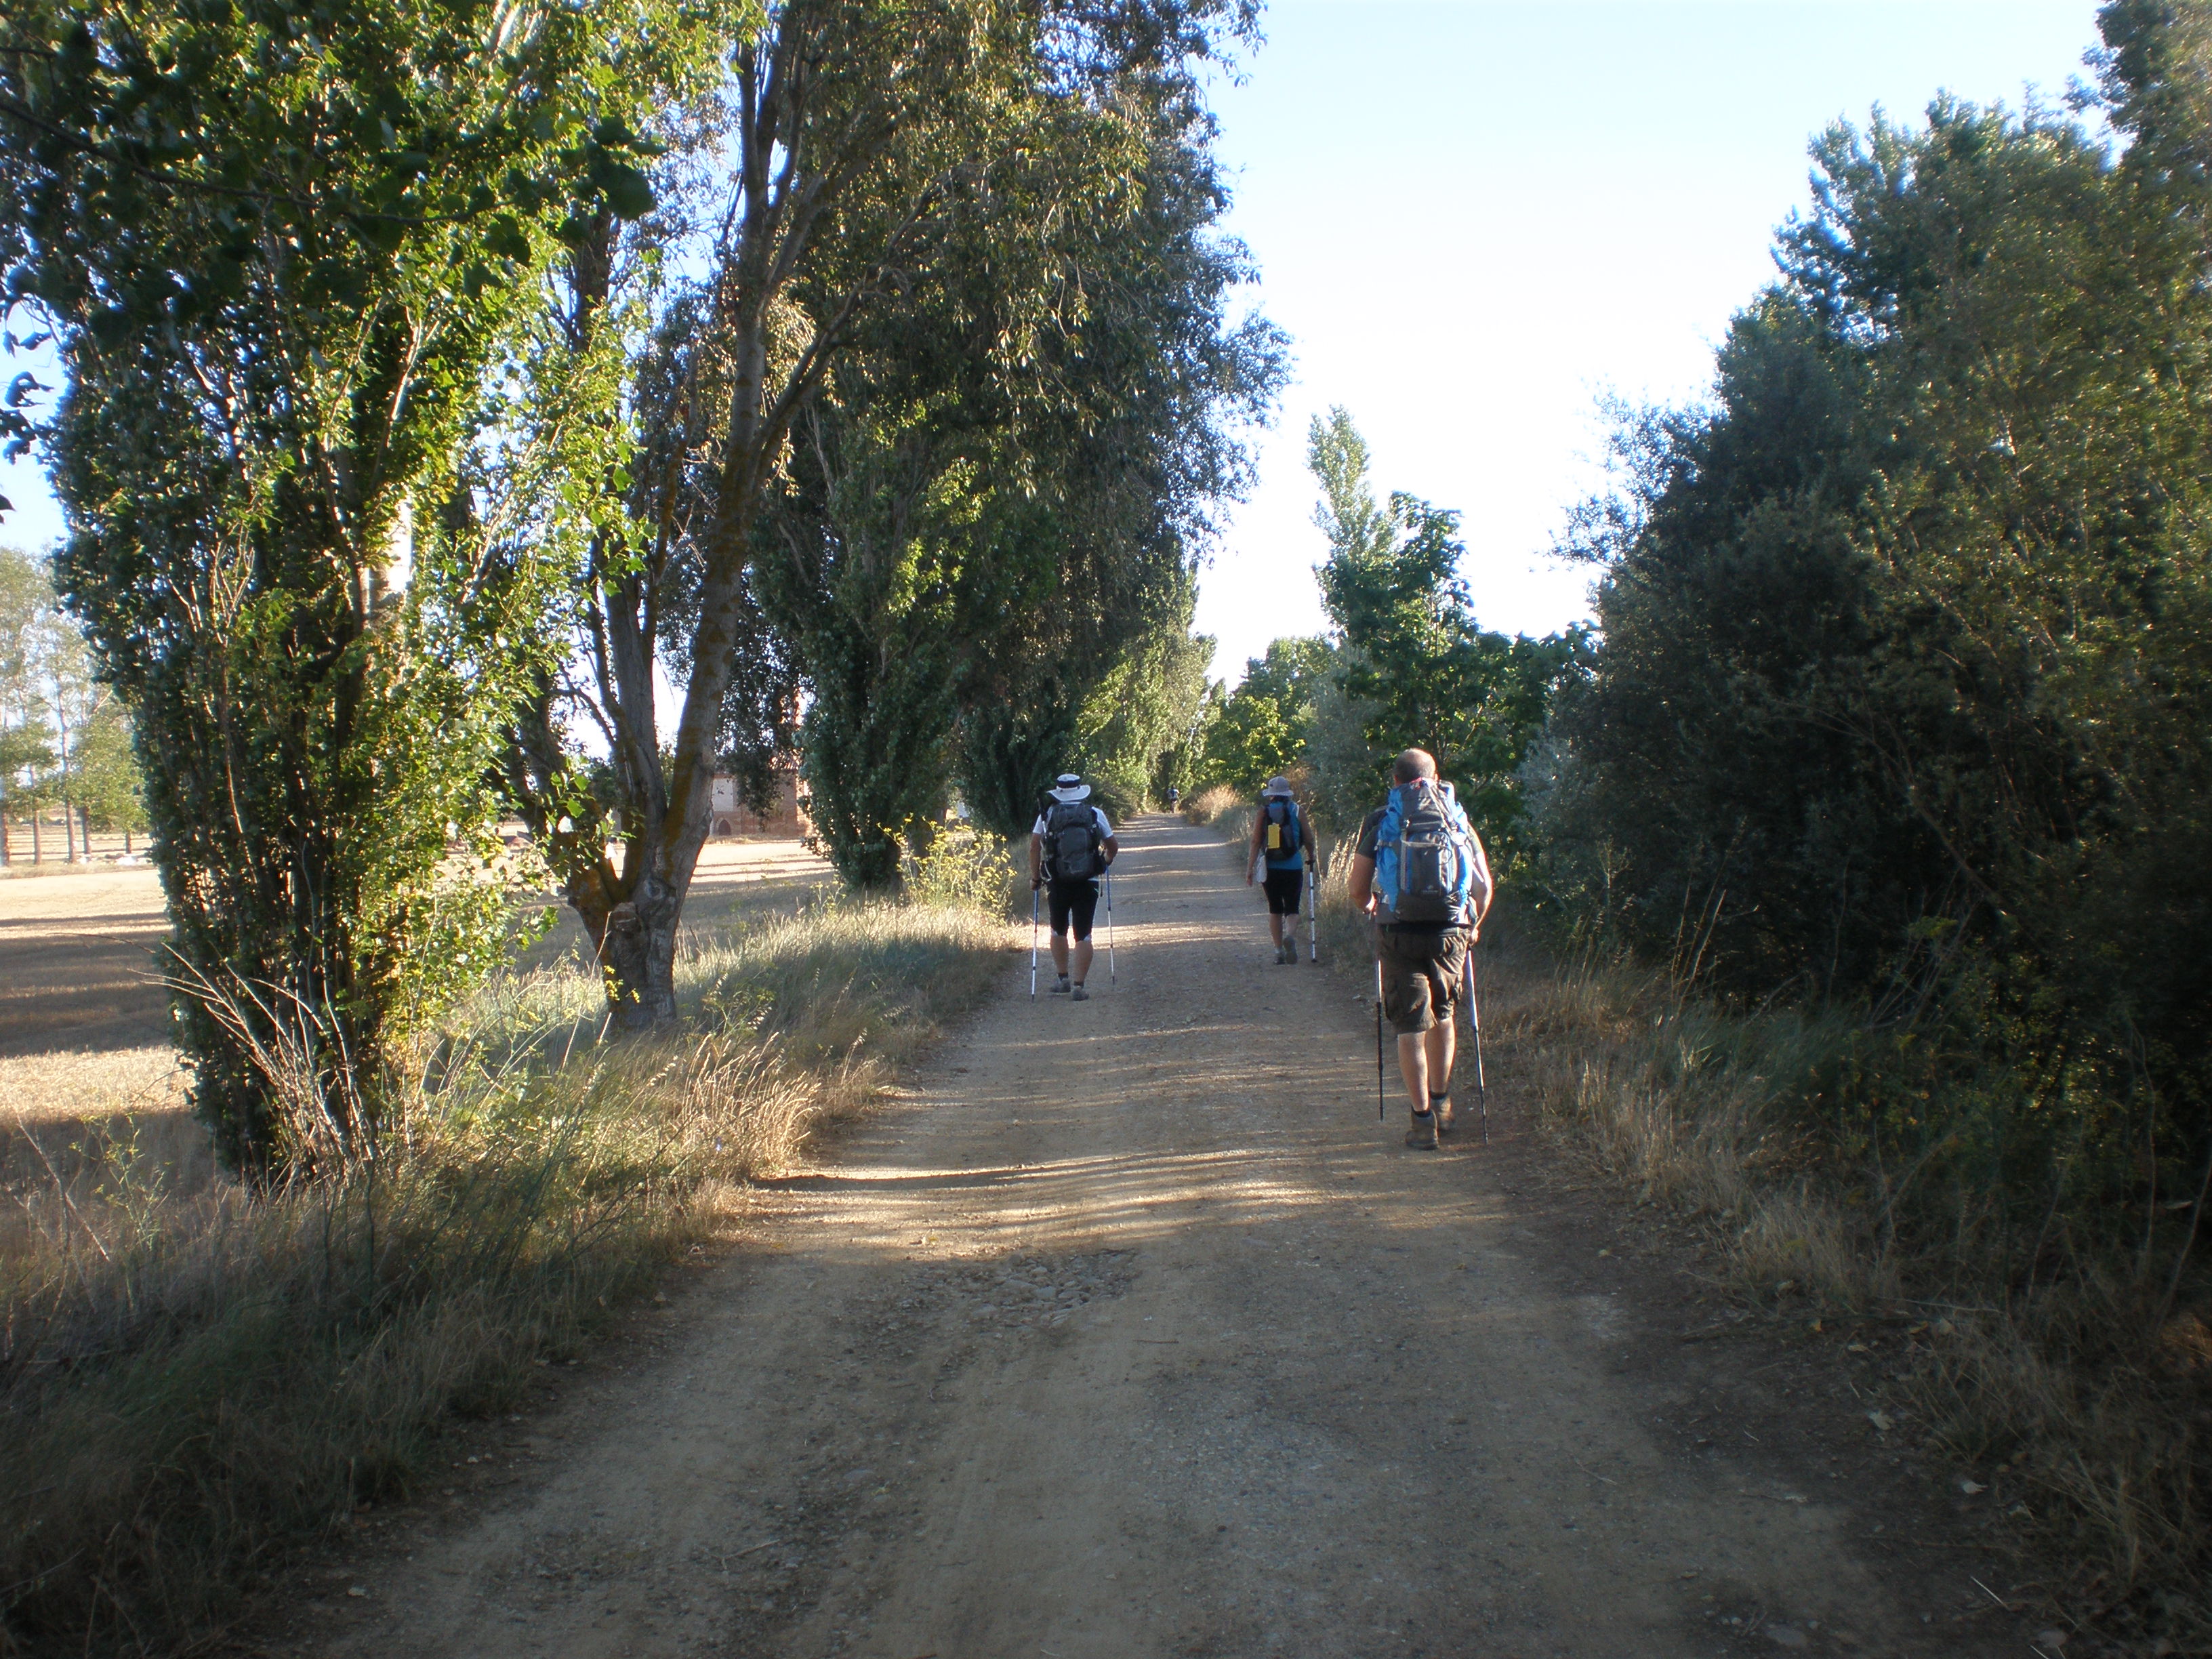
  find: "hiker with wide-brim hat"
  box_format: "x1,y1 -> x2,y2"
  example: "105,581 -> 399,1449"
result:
1030,774 -> 1118,1002
1348,748 -> 1494,1149
1247,775 -> 1311,965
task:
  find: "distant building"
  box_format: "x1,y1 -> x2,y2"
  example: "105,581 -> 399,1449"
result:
710,765 -> 807,838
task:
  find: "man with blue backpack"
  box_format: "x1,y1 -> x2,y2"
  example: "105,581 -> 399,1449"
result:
1246,775 -> 1312,964
1348,749 -> 1494,1149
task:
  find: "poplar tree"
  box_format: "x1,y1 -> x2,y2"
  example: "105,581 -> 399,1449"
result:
0,0 -> 700,1166
500,0 -> 1265,992
1308,407 -> 1591,844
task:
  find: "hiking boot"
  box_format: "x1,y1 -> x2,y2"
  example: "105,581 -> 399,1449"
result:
1275,941 -> 1291,964
1433,1096 -> 1455,1136
1404,1109 -> 1438,1150
1071,984 -> 1090,1002
1048,976 -> 1072,994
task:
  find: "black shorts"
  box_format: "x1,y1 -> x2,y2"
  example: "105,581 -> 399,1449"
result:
1261,865 -> 1306,915
1377,925 -> 1470,1035
1046,877 -> 1100,940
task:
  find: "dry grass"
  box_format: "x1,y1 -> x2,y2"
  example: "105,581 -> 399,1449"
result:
0,890 -> 1010,1658
0,1048 -> 184,1124
1181,784 -> 1242,827
2,1046 -> 207,1271
1253,797 -> 2207,1643
1483,930 -> 2209,1645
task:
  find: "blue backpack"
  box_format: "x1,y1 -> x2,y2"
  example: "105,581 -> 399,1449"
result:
1373,781 -> 1480,924
1262,796 -> 1303,863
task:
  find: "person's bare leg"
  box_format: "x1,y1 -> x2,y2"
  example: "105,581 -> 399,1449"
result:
1072,937 -> 1094,985
1396,1030 -> 1431,1113
1050,932 -> 1071,978
1268,912 -> 1286,948
1426,1020 -> 1457,1126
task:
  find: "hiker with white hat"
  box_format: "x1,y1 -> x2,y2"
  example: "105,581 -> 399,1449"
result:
1247,775 -> 1311,965
1030,774 -> 1118,1001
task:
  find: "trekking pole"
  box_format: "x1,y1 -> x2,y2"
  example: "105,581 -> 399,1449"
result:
1030,884 -> 1040,1000
1374,949 -> 1386,1121
1107,866 -> 1117,986
1292,862 -> 1309,968
1465,949 -> 1488,1145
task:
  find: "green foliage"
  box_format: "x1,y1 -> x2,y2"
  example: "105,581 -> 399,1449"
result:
0,546 -> 146,830
499,0 -> 1273,990
902,826 -> 1018,916
1149,668 -> 1221,807
1069,611 -> 1214,821
0,548 -> 45,714
1,0 -> 682,1166
758,68 -> 1281,873
1199,634 -> 1329,798
1307,407 -> 1592,851
1537,4 -> 2212,1338
1298,666 -> 1385,838
64,697 -> 140,832
0,546 -> 58,797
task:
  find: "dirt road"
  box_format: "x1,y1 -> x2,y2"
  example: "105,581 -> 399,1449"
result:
312,817 -> 1999,1659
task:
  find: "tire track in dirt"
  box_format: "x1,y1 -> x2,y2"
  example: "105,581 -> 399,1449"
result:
310,815 -> 1988,1659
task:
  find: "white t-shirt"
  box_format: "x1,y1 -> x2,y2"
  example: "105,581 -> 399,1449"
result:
1033,804 -> 1113,840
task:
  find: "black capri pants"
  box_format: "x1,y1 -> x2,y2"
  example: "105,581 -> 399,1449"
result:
1046,876 -> 1101,940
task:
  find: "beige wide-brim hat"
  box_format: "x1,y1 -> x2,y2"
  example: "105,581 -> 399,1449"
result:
1048,773 -> 1091,803
1261,775 -> 1294,798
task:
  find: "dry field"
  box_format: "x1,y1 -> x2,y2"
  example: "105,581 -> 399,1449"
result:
0,839 -> 836,1211
519,837 -> 839,974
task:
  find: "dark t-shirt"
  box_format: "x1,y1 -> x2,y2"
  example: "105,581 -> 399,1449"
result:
1353,804 -> 1389,863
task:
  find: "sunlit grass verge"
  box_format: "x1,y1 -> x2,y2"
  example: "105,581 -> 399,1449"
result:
0,891 -> 1009,1658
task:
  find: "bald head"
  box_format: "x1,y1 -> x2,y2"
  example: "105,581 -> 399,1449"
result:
1391,748 -> 1437,784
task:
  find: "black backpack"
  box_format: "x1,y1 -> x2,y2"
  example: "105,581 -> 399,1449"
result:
1263,797 -> 1303,861
1044,798 -> 1105,880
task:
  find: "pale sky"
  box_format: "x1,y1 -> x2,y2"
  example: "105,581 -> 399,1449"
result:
1193,0 -> 2105,683
1,1 -> 2107,695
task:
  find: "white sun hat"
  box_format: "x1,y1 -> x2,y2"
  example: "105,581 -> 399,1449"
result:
1262,775 -> 1294,798
1048,773 -> 1091,803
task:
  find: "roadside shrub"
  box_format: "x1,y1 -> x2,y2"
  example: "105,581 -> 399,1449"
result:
1181,783 -> 1240,826
902,828 -> 1020,919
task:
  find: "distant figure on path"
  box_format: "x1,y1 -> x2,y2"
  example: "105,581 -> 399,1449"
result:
1031,773 -> 1118,1002
1246,775 -> 1311,965
1348,749 -> 1492,1149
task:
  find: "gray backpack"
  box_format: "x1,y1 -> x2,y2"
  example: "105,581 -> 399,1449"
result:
1044,800 -> 1104,880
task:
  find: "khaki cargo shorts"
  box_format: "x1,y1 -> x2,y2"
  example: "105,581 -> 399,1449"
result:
1376,924 -> 1470,1035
